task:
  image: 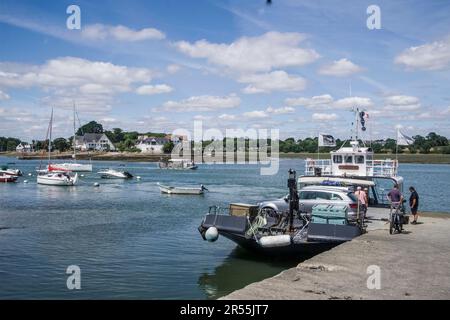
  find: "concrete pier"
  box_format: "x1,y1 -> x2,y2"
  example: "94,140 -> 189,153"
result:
222,210 -> 450,300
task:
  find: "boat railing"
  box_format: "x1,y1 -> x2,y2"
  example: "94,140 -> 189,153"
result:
366,160 -> 398,177
304,159 -> 332,176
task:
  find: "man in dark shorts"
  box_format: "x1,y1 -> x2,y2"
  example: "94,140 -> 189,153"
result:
409,186 -> 420,224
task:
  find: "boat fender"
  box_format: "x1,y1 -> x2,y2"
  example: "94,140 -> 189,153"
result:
205,227 -> 219,242
259,235 -> 291,248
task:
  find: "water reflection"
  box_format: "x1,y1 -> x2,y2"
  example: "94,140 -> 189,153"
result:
198,247 -> 311,299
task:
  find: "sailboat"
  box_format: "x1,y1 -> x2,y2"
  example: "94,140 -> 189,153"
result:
37,109 -> 79,186
48,104 -> 93,172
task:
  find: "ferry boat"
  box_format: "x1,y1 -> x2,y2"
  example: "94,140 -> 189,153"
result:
302,109 -> 404,208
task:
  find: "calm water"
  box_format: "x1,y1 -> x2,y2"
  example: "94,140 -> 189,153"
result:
0,156 -> 449,299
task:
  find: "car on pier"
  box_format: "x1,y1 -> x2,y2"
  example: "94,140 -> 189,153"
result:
258,185 -> 360,220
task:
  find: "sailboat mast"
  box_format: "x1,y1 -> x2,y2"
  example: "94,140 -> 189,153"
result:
48,108 -> 53,164
73,102 -> 76,160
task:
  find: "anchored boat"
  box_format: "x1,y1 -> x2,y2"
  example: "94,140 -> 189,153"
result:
0,166 -> 23,177
302,108 -> 404,208
158,159 -> 198,170
98,169 -> 133,179
0,173 -> 18,183
198,170 -> 363,255
158,183 -> 207,195
37,109 -> 79,186
49,104 -> 93,172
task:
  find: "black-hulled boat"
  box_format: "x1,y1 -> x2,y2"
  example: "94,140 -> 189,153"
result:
198,169 -> 364,256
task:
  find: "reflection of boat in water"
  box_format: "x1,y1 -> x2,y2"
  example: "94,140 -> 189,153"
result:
158,183 -> 207,195
199,170 -> 363,256
0,172 -> 18,183
98,169 -> 133,179
158,159 -> 198,170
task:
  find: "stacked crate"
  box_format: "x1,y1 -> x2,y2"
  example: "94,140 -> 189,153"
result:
311,205 -> 348,225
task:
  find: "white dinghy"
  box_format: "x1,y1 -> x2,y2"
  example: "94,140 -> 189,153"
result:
158,183 -> 207,195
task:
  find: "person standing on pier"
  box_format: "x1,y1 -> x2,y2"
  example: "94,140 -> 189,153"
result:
409,187 -> 420,225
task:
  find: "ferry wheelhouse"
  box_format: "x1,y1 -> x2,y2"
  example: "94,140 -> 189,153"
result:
302,140 -> 403,208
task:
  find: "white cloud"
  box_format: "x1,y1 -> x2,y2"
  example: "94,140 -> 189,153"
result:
193,115 -> 211,120
82,24 -> 165,42
395,36 -> 450,71
333,97 -> 373,109
161,94 -> 240,112
175,31 -> 320,73
285,94 -> 334,108
218,114 -> 236,120
239,70 -> 306,94
0,57 -> 154,113
243,110 -> 269,118
383,95 -> 421,111
0,90 -> 10,100
266,106 -> 295,114
318,58 -> 363,77
167,64 -> 181,74
285,94 -> 373,110
312,113 -> 339,121
136,84 -> 173,95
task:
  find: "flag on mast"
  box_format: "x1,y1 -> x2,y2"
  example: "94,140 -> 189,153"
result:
319,134 -> 336,147
397,129 -> 414,146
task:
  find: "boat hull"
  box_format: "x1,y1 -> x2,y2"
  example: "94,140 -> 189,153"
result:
0,175 -> 18,183
159,185 -> 204,195
37,173 -> 78,186
49,163 -> 92,172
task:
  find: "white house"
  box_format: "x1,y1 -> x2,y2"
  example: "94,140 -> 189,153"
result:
75,133 -> 116,151
135,136 -> 170,154
16,142 -> 33,153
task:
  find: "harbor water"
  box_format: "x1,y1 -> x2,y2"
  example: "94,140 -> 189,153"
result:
0,156 -> 449,299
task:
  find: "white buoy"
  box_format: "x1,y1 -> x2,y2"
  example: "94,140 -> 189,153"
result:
94,182 -> 100,187
80,174 -> 85,177
24,180 -> 28,184
259,235 -> 291,248
137,176 -> 141,180
205,227 -> 219,242
28,173 -> 32,176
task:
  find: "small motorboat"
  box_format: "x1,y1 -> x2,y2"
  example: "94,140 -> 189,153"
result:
37,172 -> 78,186
0,166 -> 23,176
0,173 -> 18,183
158,183 -> 207,195
158,159 -> 198,170
98,169 -> 133,179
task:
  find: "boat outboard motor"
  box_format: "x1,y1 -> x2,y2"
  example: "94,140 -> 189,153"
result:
124,171 -> 133,179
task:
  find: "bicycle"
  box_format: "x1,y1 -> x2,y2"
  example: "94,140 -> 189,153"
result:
389,201 -> 406,235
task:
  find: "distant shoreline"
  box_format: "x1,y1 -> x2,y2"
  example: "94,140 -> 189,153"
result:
1,151 -> 449,164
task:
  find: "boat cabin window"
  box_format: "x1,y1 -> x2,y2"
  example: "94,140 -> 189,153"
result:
333,155 -> 343,163
345,155 -> 353,164
355,155 -> 365,164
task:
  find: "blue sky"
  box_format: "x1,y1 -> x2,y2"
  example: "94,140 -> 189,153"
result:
0,0 -> 449,141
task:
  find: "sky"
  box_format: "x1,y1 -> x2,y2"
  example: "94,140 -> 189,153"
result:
0,0 -> 449,142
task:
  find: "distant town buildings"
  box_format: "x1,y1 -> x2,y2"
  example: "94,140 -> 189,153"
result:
75,133 -> 116,151
135,134 -> 187,154
15,142 -> 33,153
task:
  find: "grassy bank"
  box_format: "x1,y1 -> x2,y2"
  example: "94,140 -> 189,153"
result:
280,152 -> 450,164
